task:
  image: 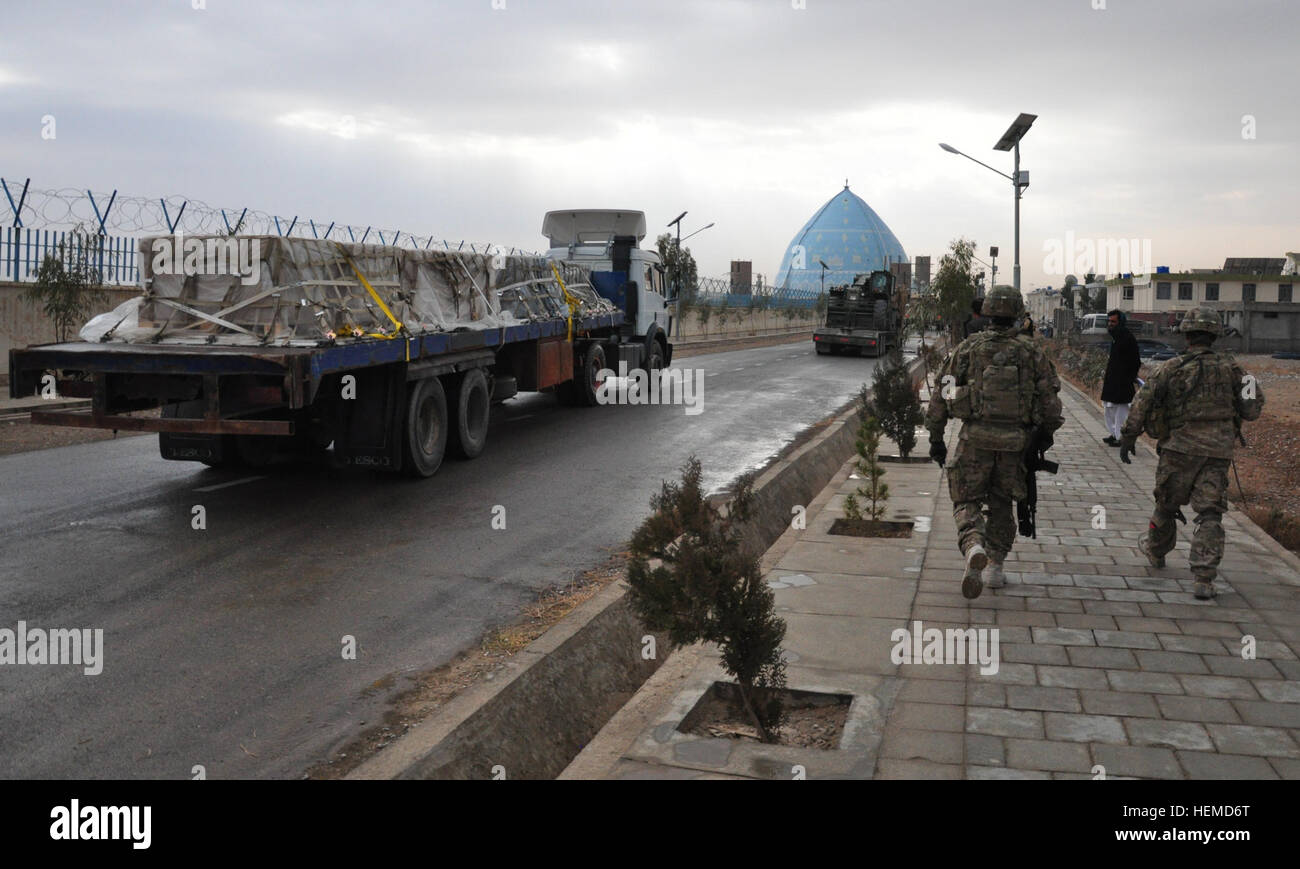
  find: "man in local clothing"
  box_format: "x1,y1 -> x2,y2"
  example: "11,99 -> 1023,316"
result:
1101,309 -> 1141,446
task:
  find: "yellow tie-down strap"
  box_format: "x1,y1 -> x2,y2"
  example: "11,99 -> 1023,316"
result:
336,243 -> 410,360
550,261 -> 580,341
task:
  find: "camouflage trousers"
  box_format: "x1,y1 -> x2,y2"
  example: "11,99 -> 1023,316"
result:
1147,449 -> 1230,581
948,440 -> 1027,563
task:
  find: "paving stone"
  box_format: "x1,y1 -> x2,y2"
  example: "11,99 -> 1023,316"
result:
966,766 -> 1052,780
1006,738 -> 1092,773
1176,620 -> 1242,638
1203,656 -> 1283,679
1068,646 -> 1140,669
1176,752 -> 1278,780
1083,600 -> 1144,616
1079,690 -> 1160,718
897,679 -> 965,704
1254,680 -> 1300,703
1093,630 -> 1163,650
968,682 -> 1006,707
1117,617 -> 1181,633
966,707 -> 1044,739
1000,642 -> 1069,666
1155,695 -> 1241,724
1054,613 -> 1117,630
982,662 -> 1038,685
1028,598 -> 1085,614
1178,674 -> 1261,700
880,728 -> 965,764
1134,650 -> 1210,674
1037,665 -> 1110,689
875,758 -> 962,779
1106,670 -> 1185,695
1156,634 -> 1227,654
1231,700 -> 1300,728
1044,712 -> 1128,744
888,701 -> 965,733
1125,719 -> 1214,751
966,733 -> 1005,766
1031,627 -> 1096,646
1268,758 -> 1300,779
995,610 -> 1059,627
1006,685 -> 1082,713
1206,724 -> 1300,758
1092,745 -> 1183,779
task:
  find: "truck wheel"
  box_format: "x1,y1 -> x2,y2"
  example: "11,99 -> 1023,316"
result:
235,435 -> 278,467
578,342 -> 608,406
646,338 -> 665,374
815,342 -> 830,355
403,376 -> 448,478
450,368 -> 490,459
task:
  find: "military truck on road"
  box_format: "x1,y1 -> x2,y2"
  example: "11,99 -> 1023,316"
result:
813,270 -> 902,357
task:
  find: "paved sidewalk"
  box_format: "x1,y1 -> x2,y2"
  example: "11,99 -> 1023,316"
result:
566,381 -> 1300,779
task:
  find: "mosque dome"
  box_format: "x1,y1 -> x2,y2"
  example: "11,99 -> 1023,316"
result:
775,183 -> 908,294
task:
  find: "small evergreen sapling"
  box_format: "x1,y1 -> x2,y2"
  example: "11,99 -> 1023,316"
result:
626,457 -> 787,742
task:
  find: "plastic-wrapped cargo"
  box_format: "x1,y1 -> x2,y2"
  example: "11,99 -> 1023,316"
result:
80,235 -> 615,345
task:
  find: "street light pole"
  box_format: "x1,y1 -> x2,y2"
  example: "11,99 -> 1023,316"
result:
940,112 -> 1036,293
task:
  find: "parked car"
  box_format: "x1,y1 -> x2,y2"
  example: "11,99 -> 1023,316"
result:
1136,339 -> 1178,361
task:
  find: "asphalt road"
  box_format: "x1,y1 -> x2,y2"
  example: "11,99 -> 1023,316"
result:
0,338 -> 905,778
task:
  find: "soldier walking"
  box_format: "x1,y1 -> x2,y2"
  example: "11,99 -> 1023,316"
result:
926,286 -> 1064,599
1120,307 -> 1264,599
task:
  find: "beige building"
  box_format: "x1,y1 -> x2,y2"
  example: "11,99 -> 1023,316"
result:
1107,268 -> 1299,353
1025,286 -> 1063,326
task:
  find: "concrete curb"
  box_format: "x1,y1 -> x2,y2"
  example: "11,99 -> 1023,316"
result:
347,347 -> 935,779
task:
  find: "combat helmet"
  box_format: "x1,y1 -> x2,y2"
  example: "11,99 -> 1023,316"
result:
1177,306 -> 1223,337
983,285 -> 1025,318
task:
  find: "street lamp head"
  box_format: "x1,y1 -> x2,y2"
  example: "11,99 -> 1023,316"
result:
938,143 -> 959,154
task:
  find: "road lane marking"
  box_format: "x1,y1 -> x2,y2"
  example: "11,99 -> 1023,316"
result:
194,475 -> 266,493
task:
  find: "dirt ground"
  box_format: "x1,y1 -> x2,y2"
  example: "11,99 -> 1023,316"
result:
0,419 -> 151,457
1231,355 -> 1300,551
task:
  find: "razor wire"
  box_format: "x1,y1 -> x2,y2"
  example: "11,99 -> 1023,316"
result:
0,180 -> 539,257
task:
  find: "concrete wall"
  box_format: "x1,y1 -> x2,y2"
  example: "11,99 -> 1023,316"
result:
674,305 -> 817,342
1,281 -> 138,376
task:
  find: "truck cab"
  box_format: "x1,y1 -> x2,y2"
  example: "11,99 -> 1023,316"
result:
543,210 -> 672,366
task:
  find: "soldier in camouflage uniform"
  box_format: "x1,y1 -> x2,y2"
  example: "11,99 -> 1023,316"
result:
927,286 -> 1064,599
1120,307 -> 1264,599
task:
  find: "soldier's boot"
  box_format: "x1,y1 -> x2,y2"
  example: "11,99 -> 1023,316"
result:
962,544 -> 988,599
984,556 -> 1006,589
1193,579 -> 1217,600
1138,535 -> 1165,568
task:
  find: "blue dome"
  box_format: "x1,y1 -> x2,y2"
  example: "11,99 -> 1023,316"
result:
775,184 -> 907,294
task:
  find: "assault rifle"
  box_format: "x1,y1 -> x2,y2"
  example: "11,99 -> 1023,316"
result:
1017,428 -> 1060,539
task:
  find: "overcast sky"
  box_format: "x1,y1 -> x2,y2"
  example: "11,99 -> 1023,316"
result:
2,0 -> 1296,290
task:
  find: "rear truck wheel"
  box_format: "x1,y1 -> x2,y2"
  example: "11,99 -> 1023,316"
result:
578,342 -> 608,406
646,338 -> 666,374
402,376 -> 448,478
159,401 -> 235,468
235,434 -> 278,467
450,368 -> 490,459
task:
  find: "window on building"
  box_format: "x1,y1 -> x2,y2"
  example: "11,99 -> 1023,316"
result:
1243,283 -> 1256,302
1178,282 -> 1193,300
1205,282 -> 1219,301
1280,283 -> 1293,303
1156,281 -> 1171,300
1123,285 -> 1134,300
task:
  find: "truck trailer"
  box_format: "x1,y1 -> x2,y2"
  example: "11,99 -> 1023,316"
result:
8,210 -> 672,477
